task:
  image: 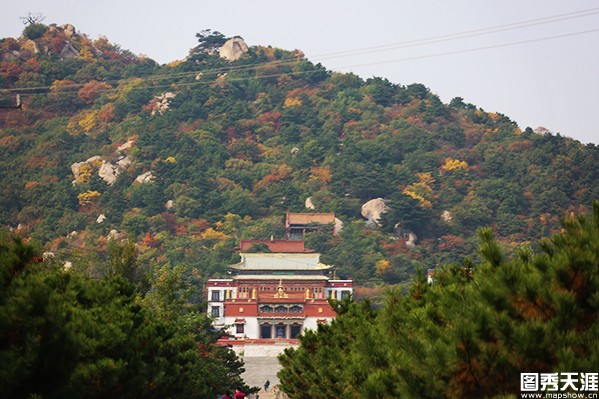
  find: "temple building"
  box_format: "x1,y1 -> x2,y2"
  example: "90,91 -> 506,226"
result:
207,239 -> 353,341
285,212 -> 338,238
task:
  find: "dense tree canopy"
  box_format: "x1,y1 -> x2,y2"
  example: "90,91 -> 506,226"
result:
0,23 -> 598,291
0,233 -> 246,399
279,202 -> 599,398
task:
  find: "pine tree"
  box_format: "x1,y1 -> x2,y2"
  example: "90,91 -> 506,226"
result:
278,202 -> 599,398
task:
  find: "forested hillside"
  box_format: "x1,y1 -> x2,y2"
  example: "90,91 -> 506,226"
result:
279,203 -> 599,398
1,23 -> 598,289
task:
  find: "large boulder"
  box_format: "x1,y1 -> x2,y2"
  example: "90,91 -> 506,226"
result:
149,92 -> 176,116
71,156 -> 102,184
219,37 -> 248,61
441,210 -> 453,223
135,171 -> 155,184
98,161 -> 119,185
116,155 -> 132,168
117,140 -> 135,153
334,217 -> 344,235
405,232 -> 418,247
361,198 -> 388,227
59,24 -> 77,38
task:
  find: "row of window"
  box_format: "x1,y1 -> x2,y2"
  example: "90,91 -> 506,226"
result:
210,288 -> 350,301
259,305 -> 303,313
211,304 -> 307,318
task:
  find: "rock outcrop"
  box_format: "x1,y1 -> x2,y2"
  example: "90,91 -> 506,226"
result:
305,197 -> 315,210
71,156 -> 102,184
334,217 -> 344,235
149,92 -> 176,116
361,198 -> 388,227
117,140 -> 135,153
108,229 -> 121,241
219,38 -> 249,61
117,155 -> 132,169
405,232 -> 418,247
71,139 -> 135,186
59,41 -> 79,59
135,171 -> 154,184
59,24 -> 77,38
98,161 -> 119,185
441,210 -> 452,223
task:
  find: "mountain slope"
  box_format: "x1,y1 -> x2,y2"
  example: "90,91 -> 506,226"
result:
1,24 -> 598,286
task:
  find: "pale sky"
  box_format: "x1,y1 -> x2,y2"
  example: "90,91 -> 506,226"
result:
2,0 -> 598,144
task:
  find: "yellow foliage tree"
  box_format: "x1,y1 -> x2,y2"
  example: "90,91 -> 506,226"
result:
77,190 -> 101,206
440,158 -> 469,172
167,59 -> 183,68
67,110 -> 99,135
403,172 -> 434,208
403,190 -> 432,209
78,110 -> 100,133
283,97 -> 302,108
79,46 -> 95,60
375,259 -> 390,275
200,228 -> 229,242
76,163 -> 94,184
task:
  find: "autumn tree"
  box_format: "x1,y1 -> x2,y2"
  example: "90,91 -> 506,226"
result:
279,203 -> 599,398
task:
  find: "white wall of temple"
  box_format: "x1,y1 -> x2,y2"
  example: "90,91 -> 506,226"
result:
207,302 -> 226,325
304,317 -> 333,331
223,316 -> 260,339
324,287 -> 353,300
207,286 -> 237,301
207,284 -> 237,325
222,317 -> 326,340
241,253 -> 321,269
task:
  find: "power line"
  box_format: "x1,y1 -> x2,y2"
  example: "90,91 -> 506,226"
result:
309,6 -> 599,61
1,8 -> 597,97
327,27 -> 599,72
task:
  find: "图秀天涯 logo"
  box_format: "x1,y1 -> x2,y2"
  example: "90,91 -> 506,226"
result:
521,373 -> 598,396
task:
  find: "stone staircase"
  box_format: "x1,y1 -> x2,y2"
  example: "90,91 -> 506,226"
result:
236,346 -> 294,399
241,357 -> 288,398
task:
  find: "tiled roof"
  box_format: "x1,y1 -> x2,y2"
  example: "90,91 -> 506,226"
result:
286,212 -> 335,225
239,239 -> 314,253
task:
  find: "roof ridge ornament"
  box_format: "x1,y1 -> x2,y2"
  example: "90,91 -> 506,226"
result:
274,279 -> 288,298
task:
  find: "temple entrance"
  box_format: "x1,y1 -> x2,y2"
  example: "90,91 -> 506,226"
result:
260,324 -> 272,339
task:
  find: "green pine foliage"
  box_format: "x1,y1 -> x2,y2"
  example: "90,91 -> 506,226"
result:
0,234 -> 246,398
278,202 -> 599,398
